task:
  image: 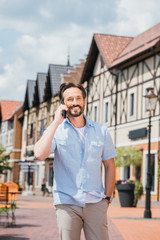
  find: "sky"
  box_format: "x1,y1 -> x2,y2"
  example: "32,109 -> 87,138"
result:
0,0 -> 160,101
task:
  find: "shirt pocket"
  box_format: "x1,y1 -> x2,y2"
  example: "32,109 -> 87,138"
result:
55,138 -> 75,153
88,141 -> 103,162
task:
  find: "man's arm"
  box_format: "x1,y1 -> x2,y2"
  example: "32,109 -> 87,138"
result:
34,104 -> 68,160
102,158 -> 115,202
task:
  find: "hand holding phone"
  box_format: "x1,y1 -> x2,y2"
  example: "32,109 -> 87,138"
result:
61,100 -> 67,118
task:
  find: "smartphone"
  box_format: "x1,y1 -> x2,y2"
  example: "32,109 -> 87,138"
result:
61,100 -> 67,118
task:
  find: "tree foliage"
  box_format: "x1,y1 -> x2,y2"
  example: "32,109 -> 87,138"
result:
115,146 -> 142,167
0,145 -> 12,175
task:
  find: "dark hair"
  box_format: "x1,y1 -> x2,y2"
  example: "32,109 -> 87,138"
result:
58,82 -> 86,101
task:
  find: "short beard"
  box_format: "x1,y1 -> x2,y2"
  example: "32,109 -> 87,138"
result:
68,105 -> 84,117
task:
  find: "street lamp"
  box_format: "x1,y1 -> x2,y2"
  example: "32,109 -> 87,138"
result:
144,87 -> 158,218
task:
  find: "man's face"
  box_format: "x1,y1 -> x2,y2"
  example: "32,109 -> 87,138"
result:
63,87 -> 86,117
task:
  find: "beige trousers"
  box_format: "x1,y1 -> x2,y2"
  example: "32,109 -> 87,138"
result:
55,199 -> 109,240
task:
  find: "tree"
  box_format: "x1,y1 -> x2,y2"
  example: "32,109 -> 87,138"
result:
0,145 -> 12,175
114,146 -> 142,167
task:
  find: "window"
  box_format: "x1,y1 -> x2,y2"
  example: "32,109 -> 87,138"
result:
124,166 -> 130,180
143,151 -> 157,193
94,106 -> 98,122
145,154 -> 156,191
130,93 -> 135,116
8,120 -> 13,130
128,90 -> 136,118
30,123 -> 33,138
105,101 -> 109,123
120,165 -> 133,180
92,102 -> 99,122
6,133 -> 8,146
9,131 -> 13,145
100,56 -> 104,68
135,166 -> 141,181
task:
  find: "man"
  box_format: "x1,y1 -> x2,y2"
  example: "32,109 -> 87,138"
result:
34,82 -> 117,240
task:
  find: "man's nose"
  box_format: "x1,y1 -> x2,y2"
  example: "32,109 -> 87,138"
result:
72,98 -> 78,105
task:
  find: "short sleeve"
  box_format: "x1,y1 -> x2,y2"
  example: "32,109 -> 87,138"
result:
102,127 -> 117,161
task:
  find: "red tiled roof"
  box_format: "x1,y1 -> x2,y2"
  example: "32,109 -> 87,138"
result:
81,34 -> 133,83
94,34 -> 133,67
111,22 -> 160,67
0,100 -> 22,121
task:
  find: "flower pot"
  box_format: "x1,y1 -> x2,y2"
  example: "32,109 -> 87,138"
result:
116,183 -> 135,207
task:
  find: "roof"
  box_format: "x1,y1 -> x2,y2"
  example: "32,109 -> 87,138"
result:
0,100 -> 22,122
94,34 -> 133,67
37,73 -> 47,103
81,34 -> 132,83
111,22 -> 160,67
23,80 -> 36,110
32,73 -> 47,106
48,64 -> 73,96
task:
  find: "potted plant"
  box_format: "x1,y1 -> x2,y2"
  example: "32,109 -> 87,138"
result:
115,146 -> 143,207
116,179 -> 143,207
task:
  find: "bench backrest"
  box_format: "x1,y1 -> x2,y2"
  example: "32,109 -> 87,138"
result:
0,182 -> 18,202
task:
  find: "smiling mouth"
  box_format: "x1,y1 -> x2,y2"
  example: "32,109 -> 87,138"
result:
69,105 -> 81,111
72,107 -> 80,110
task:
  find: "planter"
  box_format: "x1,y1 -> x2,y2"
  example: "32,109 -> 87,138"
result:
116,183 -> 135,207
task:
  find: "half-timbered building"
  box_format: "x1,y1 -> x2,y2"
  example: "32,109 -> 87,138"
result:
81,23 -> 160,200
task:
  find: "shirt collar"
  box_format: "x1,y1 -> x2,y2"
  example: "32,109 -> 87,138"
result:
64,114 -> 94,128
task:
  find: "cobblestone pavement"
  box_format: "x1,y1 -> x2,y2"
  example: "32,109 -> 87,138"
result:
0,195 -> 160,240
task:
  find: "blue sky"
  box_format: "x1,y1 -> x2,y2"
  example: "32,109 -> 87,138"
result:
0,0 -> 160,101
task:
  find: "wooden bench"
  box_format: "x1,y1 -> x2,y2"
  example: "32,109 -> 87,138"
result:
0,182 -> 18,227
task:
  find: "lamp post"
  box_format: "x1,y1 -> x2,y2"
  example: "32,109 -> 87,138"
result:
144,87 -> 158,218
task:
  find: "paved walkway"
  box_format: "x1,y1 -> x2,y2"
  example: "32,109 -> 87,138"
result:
0,195 -> 160,240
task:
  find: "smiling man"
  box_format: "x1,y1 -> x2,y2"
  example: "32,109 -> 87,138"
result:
34,82 -> 117,240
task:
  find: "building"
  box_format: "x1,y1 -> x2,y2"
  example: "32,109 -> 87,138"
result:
81,23 -> 160,200
0,100 -> 23,183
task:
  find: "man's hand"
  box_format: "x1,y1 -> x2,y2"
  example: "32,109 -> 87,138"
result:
54,104 -> 68,124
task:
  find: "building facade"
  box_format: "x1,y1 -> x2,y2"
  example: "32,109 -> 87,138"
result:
81,23 -> 160,200
0,100 -> 23,183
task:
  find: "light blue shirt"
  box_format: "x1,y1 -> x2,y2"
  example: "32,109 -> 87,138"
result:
50,115 -> 117,207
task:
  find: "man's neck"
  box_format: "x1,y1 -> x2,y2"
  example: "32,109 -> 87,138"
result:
68,114 -> 86,128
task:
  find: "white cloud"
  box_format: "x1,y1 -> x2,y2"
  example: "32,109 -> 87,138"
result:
0,16 -> 38,33
39,8 -> 52,20
108,0 -> 160,36
0,0 -> 159,101
0,27 -> 90,100
0,59 -> 27,86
